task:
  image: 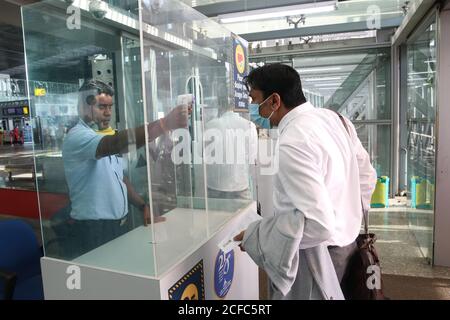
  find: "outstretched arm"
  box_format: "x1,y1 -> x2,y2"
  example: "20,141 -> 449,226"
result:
96,105 -> 191,158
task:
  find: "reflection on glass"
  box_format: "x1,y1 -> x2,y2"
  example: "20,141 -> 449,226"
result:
23,0 -> 255,278
204,92 -> 257,204
406,19 -> 436,262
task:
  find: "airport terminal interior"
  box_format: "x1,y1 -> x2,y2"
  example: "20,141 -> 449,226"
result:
1,0 -> 450,300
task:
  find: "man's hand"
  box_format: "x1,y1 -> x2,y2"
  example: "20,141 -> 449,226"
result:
143,205 -> 166,226
234,230 -> 246,252
163,105 -> 192,130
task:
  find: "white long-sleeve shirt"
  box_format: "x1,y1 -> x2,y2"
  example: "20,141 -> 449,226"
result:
272,102 -> 377,248
204,111 -> 258,192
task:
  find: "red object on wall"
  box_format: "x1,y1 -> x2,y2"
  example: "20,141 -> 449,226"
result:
0,188 -> 69,220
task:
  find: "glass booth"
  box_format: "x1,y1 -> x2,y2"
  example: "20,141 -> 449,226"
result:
23,0 -> 259,299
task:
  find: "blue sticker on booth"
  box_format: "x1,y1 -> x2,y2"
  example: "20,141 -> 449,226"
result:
214,249 -> 235,298
168,260 -> 205,300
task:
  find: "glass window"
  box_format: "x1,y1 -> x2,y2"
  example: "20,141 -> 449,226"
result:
251,47 -> 392,178
294,48 -> 391,120
354,124 -> 391,177
405,17 -> 437,262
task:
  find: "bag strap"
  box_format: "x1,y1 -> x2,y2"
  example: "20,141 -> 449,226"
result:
361,200 -> 369,234
333,110 -> 369,234
334,111 -> 349,135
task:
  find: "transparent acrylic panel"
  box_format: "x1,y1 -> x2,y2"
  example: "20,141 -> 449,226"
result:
22,0 -> 156,276
406,18 -> 436,262
23,0 -> 254,278
139,0 -> 255,276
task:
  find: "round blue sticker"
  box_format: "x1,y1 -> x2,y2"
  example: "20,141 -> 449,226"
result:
214,249 -> 235,298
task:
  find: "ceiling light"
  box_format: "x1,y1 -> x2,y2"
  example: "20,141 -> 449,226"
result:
218,1 -> 337,24
297,66 -> 343,73
304,76 -> 345,82
314,83 -> 342,87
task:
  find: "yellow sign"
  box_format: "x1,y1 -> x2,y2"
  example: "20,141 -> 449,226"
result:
235,44 -> 246,75
23,107 -> 29,115
181,284 -> 199,300
34,88 -> 46,96
168,260 -> 205,300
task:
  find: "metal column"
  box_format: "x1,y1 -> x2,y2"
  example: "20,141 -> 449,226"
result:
434,3 -> 450,267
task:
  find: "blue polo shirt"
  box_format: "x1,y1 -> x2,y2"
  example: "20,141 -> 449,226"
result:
62,120 -> 128,220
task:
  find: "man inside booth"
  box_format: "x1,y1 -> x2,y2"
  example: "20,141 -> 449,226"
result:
62,79 -> 191,256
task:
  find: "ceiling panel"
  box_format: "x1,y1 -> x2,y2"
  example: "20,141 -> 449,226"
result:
184,0 -> 425,44
217,0 -> 408,36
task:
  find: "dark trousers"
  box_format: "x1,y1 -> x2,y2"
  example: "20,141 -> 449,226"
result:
328,241 -> 358,283
67,216 -> 130,258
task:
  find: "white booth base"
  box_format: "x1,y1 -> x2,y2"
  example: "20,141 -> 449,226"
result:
40,203 -> 260,300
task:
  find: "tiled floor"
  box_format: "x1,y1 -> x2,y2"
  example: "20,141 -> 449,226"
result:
370,206 -> 450,280
383,274 -> 450,299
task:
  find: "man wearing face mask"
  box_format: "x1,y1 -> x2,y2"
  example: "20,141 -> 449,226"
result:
62,79 -> 190,257
248,98 -> 271,129
235,64 -> 377,299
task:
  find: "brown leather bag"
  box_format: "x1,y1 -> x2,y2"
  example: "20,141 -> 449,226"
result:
341,211 -> 388,300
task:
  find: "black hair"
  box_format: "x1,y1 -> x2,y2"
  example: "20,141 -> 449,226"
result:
244,63 -> 306,109
78,79 -> 114,106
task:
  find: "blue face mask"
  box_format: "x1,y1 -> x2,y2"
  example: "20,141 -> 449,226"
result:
249,103 -> 270,129
248,95 -> 274,129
